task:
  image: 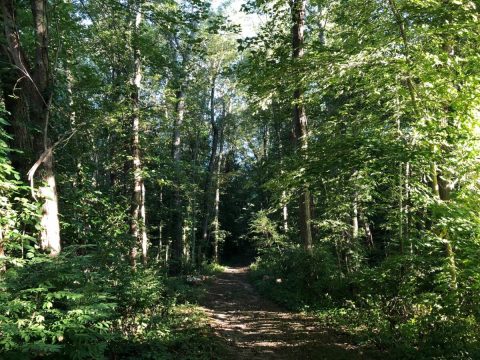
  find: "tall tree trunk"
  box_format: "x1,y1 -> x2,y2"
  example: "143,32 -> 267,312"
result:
352,192 -> 359,240
282,190 -> 289,233
431,160 -> 458,290
157,188 -> 164,262
38,153 -> 61,255
290,0 -> 312,253
1,0 -> 61,256
361,212 -> 374,249
171,89 -> 185,273
0,228 -> 5,272
199,77 -> 219,263
274,112 -> 289,234
405,161 -> 411,253
129,3 -> 147,266
212,127 -> 225,263
190,129 -> 200,264
262,124 -> 269,159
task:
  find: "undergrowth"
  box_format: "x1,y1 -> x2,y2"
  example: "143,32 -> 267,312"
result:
0,248 -> 225,359
249,246 -> 480,360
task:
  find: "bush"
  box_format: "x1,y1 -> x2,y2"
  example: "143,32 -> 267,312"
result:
250,245 -> 346,310
251,243 -> 480,358
0,247 -> 204,359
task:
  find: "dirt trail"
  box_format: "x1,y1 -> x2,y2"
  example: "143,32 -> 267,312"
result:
199,267 -> 377,360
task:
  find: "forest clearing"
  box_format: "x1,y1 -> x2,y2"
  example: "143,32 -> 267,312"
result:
1,0 -> 480,359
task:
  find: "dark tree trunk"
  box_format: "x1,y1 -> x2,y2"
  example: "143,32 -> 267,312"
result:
0,0 -> 61,256
290,0 -> 312,252
199,78 -> 219,263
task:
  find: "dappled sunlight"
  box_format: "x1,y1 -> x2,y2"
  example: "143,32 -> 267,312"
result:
199,267 -> 375,359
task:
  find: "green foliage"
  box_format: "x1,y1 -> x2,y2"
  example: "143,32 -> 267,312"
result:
0,107 -> 40,266
0,247 -> 224,359
199,262 -> 226,275
241,0 -> 480,356
249,210 -> 285,248
250,246 -> 345,310
0,252 -> 115,359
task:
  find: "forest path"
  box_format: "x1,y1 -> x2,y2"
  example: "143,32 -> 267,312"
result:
199,266 -> 376,359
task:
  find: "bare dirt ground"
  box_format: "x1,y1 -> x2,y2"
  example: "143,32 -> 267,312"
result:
199,267 -> 379,360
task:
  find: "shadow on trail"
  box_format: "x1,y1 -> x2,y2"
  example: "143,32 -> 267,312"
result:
200,267 -> 378,360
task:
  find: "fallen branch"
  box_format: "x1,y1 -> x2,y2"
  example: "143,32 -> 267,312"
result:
27,147 -> 52,200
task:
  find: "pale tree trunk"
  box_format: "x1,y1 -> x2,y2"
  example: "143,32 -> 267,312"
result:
282,191 -> 289,233
399,162 -> 404,255
212,128 -> 225,263
1,0 -> 61,256
0,228 -> 5,272
405,161 -> 411,254
169,35 -> 191,270
171,89 -> 185,272
156,188 -> 163,261
394,93 -> 409,256
431,161 -> 457,289
190,129 -> 200,264
262,125 -> 269,159
352,192 -> 359,240
290,0 -> 312,253
129,3 -> 147,266
38,154 -> 61,255
157,188 -> 163,262
361,212 -> 374,248
275,114 -> 289,233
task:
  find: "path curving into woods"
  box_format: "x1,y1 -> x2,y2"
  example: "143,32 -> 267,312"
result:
199,267 -> 378,360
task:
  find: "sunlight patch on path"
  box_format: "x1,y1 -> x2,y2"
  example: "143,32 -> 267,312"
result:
199,266 -> 376,360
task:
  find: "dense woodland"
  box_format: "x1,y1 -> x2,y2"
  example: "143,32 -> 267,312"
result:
1,0 -> 480,358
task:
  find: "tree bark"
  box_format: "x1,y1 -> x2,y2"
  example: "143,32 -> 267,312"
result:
171,89 -> 185,273
189,126 -> 200,264
0,227 -> 5,272
1,0 -> 61,256
199,77 -> 219,263
352,192 -> 359,240
212,126 -> 225,263
290,0 -> 312,253
274,112 -> 289,234
129,3 -> 147,266
282,190 -> 289,233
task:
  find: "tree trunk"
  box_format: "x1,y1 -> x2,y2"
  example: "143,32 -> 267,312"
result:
129,3 -> 147,266
361,213 -> 374,249
352,192 -> 359,240
157,188 -> 164,262
290,0 -> 312,253
0,228 -> 5,272
199,77 -> 219,263
431,160 -> 458,290
282,191 -> 289,233
275,113 -> 289,234
190,129 -> 200,264
1,0 -> 61,256
171,89 -> 185,273
212,128 -> 225,263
